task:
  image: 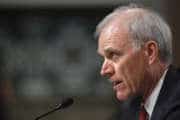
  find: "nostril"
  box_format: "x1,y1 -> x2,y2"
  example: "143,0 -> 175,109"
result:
100,66 -> 110,76
101,69 -> 113,78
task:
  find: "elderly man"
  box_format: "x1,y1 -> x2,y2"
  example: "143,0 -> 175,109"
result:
95,4 -> 180,120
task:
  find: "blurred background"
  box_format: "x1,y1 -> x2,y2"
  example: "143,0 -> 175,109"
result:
0,0 -> 179,120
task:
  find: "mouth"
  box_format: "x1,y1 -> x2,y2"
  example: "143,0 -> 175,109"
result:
112,80 -> 123,89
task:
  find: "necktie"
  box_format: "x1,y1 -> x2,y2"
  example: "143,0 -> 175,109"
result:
139,105 -> 149,120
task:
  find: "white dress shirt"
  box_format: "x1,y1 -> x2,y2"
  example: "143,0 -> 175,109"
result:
144,69 -> 168,120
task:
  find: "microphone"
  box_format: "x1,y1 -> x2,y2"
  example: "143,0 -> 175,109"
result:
35,98 -> 74,120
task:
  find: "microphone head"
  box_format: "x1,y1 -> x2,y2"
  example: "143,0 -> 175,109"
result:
58,98 -> 74,109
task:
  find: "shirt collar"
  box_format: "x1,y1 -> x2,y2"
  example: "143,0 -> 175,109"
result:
144,69 -> 168,119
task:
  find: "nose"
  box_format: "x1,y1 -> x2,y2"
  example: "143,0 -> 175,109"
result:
100,59 -> 114,77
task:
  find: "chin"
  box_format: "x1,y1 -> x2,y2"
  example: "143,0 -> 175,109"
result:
116,92 -> 130,101
116,92 -> 143,103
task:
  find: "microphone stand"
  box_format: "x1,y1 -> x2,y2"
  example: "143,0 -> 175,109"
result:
35,107 -> 59,120
34,98 -> 73,120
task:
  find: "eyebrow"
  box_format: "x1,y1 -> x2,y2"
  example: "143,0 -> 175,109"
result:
104,47 -> 121,54
97,46 -> 122,57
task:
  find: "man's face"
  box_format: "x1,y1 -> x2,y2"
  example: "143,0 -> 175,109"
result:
97,22 -> 148,101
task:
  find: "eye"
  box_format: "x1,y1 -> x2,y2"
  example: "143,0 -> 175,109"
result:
107,52 -> 120,62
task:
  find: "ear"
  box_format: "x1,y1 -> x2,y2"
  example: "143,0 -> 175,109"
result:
144,40 -> 159,65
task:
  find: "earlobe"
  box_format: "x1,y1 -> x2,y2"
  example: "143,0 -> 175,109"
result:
144,41 -> 159,65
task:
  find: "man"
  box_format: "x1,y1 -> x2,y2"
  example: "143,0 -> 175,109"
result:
95,4 -> 180,120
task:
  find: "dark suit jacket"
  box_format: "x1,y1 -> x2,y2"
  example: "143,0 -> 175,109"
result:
151,66 -> 180,120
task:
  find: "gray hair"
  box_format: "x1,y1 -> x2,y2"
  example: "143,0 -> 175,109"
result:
95,4 -> 173,64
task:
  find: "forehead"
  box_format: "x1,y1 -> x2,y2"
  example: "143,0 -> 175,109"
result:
98,20 -> 131,54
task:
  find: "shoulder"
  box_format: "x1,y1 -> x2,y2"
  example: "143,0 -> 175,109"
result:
151,65 -> 180,120
162,65 -> 180,102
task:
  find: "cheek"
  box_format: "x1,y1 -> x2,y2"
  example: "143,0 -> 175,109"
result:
117,53 -> 146,94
